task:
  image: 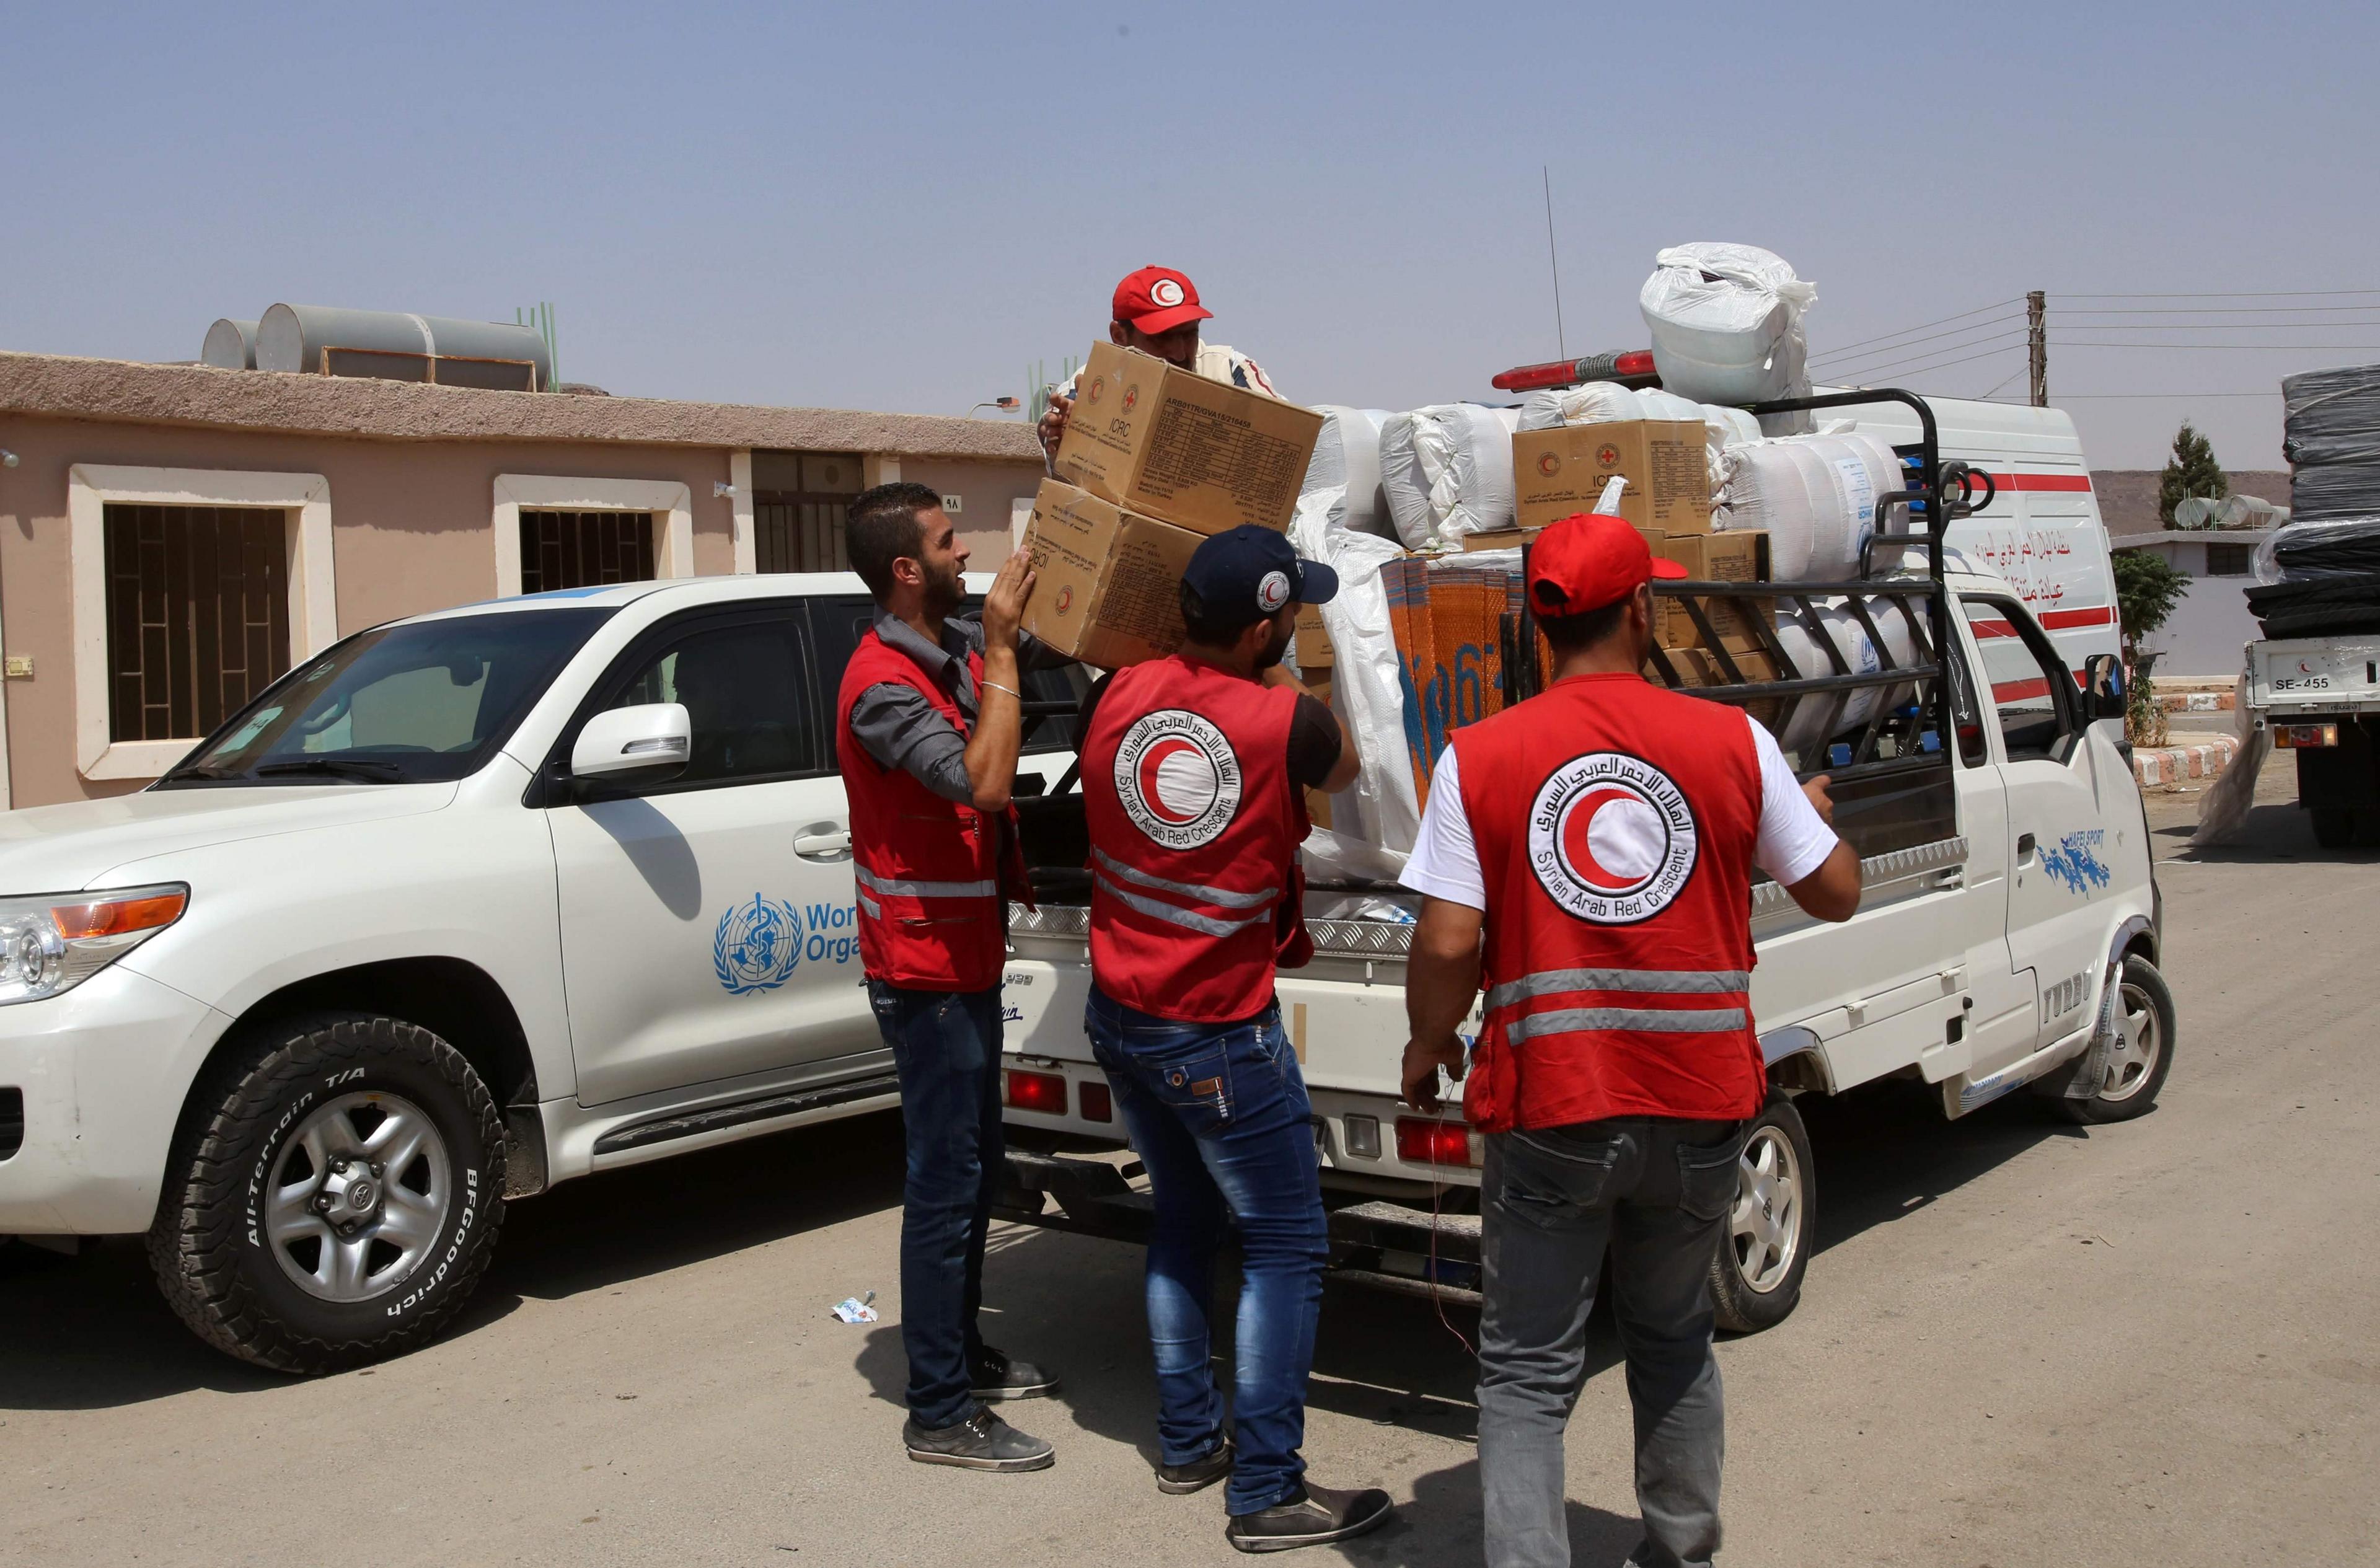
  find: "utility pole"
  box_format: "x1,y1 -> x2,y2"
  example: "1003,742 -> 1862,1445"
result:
2027,289 -> 2047,407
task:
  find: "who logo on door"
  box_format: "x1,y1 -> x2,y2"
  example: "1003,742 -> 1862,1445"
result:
713,894 -> 805,994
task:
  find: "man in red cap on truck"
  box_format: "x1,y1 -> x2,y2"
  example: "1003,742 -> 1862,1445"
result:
1036,265 -> 1281,465
1397,512 -> 1864,1568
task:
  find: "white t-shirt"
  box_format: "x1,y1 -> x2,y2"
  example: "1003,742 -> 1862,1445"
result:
1399,713 -> 1839,912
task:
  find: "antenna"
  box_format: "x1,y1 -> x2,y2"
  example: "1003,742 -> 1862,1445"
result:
1543,165 -> 1567,359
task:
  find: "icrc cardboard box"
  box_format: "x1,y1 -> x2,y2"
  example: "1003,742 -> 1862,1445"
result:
1641,528 -> 1772,652
1512,419 -> 1710,535
1019,478 -> 1201,669
1053,341 -> 1325,535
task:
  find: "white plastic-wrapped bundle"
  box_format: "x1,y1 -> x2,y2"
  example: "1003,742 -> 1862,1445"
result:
1766,599 -> 1923,752
1716,432 -> 1906,579
1300,407 -> 1396,540
1289,502 -> 1419,850
1378,403 -> 1522,550
1639,244 -> 1817,422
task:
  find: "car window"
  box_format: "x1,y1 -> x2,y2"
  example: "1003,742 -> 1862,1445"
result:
1959,597 -> 2074,762
604,614 -> 821,786
804,594 -> 1086,758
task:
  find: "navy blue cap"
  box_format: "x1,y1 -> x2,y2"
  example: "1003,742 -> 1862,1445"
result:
1179,526 -> 1339,628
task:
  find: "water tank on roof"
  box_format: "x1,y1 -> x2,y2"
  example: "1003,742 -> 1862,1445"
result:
255,304 -> 553,390
202,319 -> 259,369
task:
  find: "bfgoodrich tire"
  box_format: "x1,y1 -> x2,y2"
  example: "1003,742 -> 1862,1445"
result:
147,1013 -> 505,1374
2055,956 -> 2177,1125
1708,1095 -> 1815,1335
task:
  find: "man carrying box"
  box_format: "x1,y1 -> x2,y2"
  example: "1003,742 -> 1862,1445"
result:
1078,527 -> 1390,1554
1038,265 -> 1282,466
835,482 -> 1070,1473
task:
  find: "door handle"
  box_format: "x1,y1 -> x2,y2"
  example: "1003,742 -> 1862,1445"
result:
2016,832 -> 2036,861
794,826 -> 853,861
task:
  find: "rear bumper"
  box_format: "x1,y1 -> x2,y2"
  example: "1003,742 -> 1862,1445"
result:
0,966 -> 231,1236
998,1145 -> 1486,1302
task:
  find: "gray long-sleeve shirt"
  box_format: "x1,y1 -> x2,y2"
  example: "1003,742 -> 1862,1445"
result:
847,610 -> 1069,803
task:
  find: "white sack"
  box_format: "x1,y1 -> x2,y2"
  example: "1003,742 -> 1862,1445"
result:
1766,598 -> 1923,752
1301,407 -> 1396,540
1379,404 -> 1521,551
1289,498 -> 1419,850
1639,243 -> 1817,411
1716,432 -> 1906,579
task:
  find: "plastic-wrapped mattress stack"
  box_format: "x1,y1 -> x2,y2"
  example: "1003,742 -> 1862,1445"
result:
2247,364 -> 2380,638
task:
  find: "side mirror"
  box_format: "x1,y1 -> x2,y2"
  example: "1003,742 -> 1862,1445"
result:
572,702 -> 691,782
2082,654 -> 2125,721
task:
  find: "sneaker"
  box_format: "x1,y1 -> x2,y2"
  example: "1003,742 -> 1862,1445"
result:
1225,1482 -> 1394,1554
1157,1438 -> 1233,1495
902,1406 -> 1056,1473
969,1346 -> 1061,1401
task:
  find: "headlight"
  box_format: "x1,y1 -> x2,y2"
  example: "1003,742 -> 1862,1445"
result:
0,884 -> 188,1005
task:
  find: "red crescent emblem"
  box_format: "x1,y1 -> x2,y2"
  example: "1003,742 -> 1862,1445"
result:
1135,737 -> 1212,826
1561,787 -> 1646,892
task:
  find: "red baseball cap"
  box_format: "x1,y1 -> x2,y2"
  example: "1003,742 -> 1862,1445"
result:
1527,512 -> 1688,618
1112,265 -> 1214,335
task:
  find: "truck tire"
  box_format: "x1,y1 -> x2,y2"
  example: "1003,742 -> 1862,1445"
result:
2056,956 -> 2175,1125
146,1013 -> 506,1375
2311,808 -> 2356,849
1708,1095 -> 1815,1334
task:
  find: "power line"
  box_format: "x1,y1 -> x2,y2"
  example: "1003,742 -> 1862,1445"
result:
2041,317 -> 2380,330
1805,297 -> 2023,360
2050,288 -> 2380,299
2054,341 -> 2380,350
1831,343 -> 2027,383
2051,302 -> 2380,315
1809,311 -> 2026,366
1823,329 -> 2029,378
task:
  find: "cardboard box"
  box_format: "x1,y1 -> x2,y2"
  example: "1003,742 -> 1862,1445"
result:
1053,341 -> 1325,535
1461,527 -> 1540,552
1513,420 -> 1710,535
1642,527 -> 1772,652
1649,643 -> 1786,733
1018,479 -> 1201,670
1294,602 -> 1334,670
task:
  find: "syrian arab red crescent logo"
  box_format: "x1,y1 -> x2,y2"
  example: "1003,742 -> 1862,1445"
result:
1527,752 -> 1698,924
1150,277 -> 1186,308
1114,710 -> 1241,849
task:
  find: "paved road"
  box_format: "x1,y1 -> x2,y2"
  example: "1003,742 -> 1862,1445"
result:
5,751 -> 2374,1566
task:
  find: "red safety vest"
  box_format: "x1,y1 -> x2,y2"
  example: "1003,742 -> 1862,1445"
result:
835,627 -> 1028,992
1452,671 -> 1765,1132
1083,655 -> 1311,1023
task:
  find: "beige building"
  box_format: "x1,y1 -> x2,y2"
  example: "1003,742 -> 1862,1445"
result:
0,350 -> 1045,809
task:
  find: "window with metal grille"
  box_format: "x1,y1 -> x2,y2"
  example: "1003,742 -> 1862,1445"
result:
752,450 -> 864,573
518,510 -> 657,594
103,503 -> 291,742
2204,542 -> 2254,577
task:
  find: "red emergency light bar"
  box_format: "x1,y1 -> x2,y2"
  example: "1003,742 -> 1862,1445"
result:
1492,349 -> 1659,393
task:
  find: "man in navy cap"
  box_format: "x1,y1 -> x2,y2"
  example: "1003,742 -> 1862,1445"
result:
1077,526 -> 1390,1554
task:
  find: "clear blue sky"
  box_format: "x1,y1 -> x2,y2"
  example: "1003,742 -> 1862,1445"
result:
6,1 -> 2375,472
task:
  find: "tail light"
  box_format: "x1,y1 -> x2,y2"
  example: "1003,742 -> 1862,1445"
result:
1003,1068 -> 1067,1116
1078,1080 -> 1113,1123
2275,723 -> 2339,749
1395,1116 -> 1483,1168
1491,349 -> 1659,392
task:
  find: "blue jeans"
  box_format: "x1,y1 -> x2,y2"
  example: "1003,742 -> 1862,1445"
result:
1085,985 -> 1329,1516
870,980 -> 1005,1430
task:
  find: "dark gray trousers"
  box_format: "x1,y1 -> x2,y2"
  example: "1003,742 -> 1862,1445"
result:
1476,1117 -> 1744,1568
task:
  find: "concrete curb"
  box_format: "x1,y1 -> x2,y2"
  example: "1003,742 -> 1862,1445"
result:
2156,690 -> 2235,714
2134,733 -> 2240,788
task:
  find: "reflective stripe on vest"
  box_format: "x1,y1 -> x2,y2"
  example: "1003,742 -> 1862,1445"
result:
1091,847 -> 1280,911
854,866 -> 999,900
1092,870 -> 1271,937
1502,1005 -> 1752,1044
1486,967 -> 1752,1010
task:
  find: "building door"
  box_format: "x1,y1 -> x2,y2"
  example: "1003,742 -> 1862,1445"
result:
752,450 -> 865,573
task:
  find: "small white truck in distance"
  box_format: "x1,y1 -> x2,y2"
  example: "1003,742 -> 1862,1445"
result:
995,390 -> 2176,1329
2243,635 -> 2380,847
0,573 -> 1084,1372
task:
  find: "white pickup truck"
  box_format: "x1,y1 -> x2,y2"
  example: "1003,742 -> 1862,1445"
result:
2242,635 -> 2380,847
995,390 -> 2177,1332
0,574 -> 1085,1372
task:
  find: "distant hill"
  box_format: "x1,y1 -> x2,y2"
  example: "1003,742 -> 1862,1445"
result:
2089,469 -> 2289,535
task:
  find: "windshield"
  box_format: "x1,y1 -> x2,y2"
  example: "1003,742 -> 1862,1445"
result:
157,608 -> 614,787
